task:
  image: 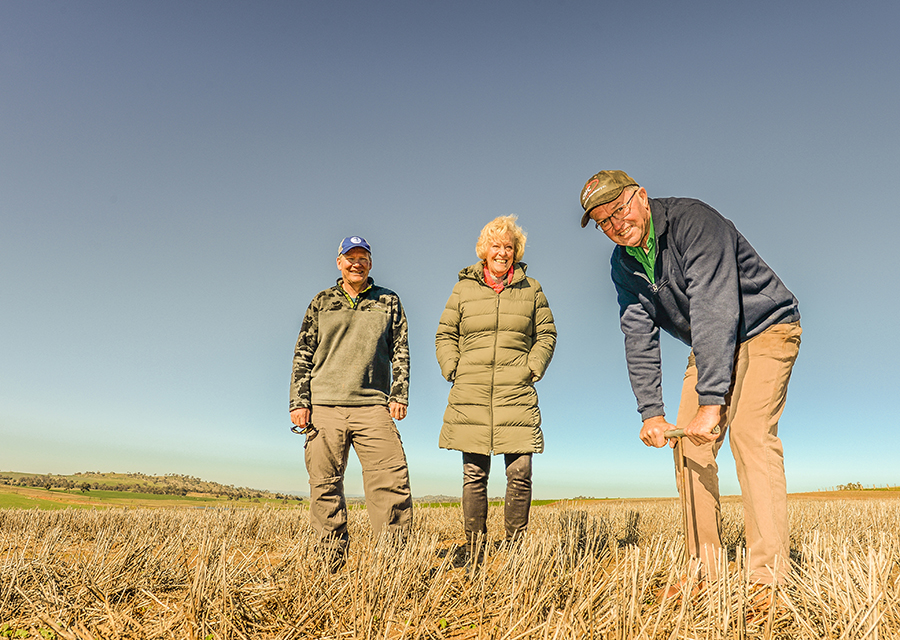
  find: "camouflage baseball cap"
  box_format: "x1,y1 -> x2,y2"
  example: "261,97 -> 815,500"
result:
579,170 -> 639,228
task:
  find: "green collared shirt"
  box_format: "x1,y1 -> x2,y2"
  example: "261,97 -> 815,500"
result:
625,214 -> 656,283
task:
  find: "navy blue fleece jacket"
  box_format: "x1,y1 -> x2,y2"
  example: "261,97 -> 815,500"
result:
611,198 -> 800,420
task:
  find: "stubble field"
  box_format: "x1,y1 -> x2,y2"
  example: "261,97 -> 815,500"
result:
1,496 -> 899,639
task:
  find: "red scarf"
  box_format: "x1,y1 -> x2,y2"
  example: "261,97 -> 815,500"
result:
484,264 -> 513,293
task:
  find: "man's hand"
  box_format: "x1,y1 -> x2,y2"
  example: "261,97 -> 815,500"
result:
640,416 -> 678,449
290,408 -> 310,427
389,402 -> 407,421
683,405 -> 724,446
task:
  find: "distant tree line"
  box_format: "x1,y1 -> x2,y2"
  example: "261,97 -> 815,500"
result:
834,482 -> 900,491
0,472 -> 303,503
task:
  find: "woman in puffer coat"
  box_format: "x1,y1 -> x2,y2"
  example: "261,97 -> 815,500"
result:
436,215 -> 556,556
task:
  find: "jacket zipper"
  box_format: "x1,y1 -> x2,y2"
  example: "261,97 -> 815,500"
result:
630,265 -> 669,295
489,290 -> 501,454
339,283 -> 372,309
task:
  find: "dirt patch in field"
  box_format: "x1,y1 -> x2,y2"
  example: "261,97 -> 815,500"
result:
789,490 -> 900,500
556,495 -> 744,507
554,490 -> 900,507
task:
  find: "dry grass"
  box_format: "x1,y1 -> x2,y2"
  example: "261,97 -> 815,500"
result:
1,499 -> 899,639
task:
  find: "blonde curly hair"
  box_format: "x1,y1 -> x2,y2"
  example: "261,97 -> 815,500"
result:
475,215 -> 527,263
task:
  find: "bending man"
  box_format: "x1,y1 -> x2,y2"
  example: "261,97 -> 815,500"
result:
579,171 -> 801,587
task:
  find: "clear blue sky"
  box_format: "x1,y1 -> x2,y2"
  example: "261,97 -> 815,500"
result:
2,1 -> 897,499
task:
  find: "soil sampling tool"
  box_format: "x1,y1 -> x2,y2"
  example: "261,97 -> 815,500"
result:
662,425 -> 722,560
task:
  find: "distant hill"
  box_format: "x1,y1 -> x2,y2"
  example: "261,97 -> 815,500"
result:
0,471 -> 303,503
415,495 -> 460,504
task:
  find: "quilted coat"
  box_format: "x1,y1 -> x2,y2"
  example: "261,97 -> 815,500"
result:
436,262 -> 556,454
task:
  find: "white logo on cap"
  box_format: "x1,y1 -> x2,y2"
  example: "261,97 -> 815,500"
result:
351,236 -> 362,243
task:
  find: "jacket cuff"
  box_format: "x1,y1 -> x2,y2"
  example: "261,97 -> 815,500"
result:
697,395 -> 727,406
640,406 -> 666,421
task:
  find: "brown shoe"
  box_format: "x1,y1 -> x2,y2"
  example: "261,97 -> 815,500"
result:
744,584 -> 784,625
656,577 -> 706,602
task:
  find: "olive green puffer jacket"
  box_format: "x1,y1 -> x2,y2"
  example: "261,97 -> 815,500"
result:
436,262 -> 557,454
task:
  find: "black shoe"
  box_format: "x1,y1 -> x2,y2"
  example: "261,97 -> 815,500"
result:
328,552 -> 347,573
317,541 -> 348,573
464,537 -> 486,575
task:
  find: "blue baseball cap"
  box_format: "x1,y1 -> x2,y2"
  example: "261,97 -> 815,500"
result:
338,236 -> 371,255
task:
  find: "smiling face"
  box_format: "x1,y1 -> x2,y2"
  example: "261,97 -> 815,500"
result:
589,187 -> 652,248
337,247 -> 371,293
484,232 -> 515,278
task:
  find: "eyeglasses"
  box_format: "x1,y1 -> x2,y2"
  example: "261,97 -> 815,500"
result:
341,254 -> 371,266
594,189 -> 638,231
291,422 -> 318,440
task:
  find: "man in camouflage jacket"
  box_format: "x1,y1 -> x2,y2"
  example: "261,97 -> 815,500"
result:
290,236 -> 412,566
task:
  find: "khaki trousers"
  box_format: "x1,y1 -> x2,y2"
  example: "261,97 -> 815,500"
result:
674,321 -> 801,584
305,405 -> 412,552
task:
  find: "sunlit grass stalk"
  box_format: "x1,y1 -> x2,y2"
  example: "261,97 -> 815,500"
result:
1,500 -> 899,638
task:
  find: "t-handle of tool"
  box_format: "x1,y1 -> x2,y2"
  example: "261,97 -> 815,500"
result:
664,425 -> 721,439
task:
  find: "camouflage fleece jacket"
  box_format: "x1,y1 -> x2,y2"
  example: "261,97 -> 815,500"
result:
289,278 -> 410,410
